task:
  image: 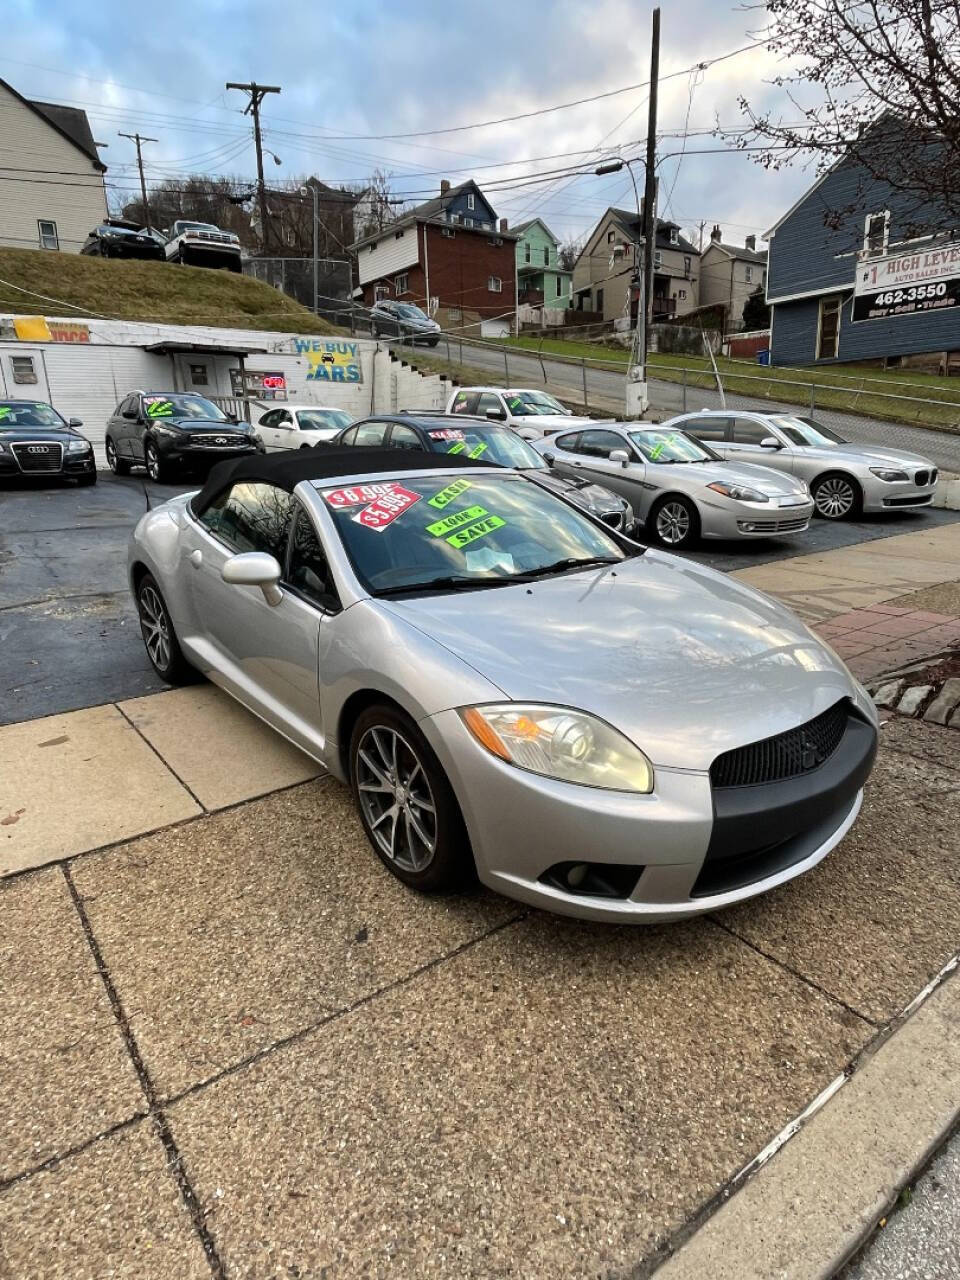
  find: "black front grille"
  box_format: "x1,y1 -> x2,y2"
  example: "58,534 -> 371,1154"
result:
915,469 -> 930,487
12,442 -> 63,472
600,510 -> 624,529
711,700 -> 849,789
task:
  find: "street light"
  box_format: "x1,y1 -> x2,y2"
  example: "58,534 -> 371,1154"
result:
596,157 -> 647,415
300,184 -> 318,317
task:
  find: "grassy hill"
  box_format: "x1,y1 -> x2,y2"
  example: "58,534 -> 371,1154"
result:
0,247 -> 338,334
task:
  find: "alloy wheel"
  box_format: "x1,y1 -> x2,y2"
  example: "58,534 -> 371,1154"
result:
656,500 -> 692,545
145,444 -> 160,481
355,726 -> 438,873
138,584 -> 171,672
105,439 -> 118,473
815,477 -> 855,519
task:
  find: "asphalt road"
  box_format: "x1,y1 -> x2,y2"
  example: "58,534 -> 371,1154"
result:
438,339 -> 960,474
2,468 -> 959,725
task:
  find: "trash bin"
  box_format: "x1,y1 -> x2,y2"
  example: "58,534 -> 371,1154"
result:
756,349 -> 771,365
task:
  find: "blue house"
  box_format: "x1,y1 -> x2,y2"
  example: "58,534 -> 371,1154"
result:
765,122 -> 960,369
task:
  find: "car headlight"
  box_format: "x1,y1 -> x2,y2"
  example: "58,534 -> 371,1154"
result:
705,481 -> 770,503
460,703 -> 654,792
149,423 -> 180,436
869,467 -> 909,482
66,438 -> 91,453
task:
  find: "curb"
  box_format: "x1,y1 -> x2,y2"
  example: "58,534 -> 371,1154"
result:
651,956 -> 960,1280
932,473 -> 960,510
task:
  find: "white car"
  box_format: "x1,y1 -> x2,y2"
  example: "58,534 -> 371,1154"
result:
256,404 -> 356,452
163,220 -> 242,270
446,386 -> 593,440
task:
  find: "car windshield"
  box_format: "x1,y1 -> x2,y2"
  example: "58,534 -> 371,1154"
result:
771,416 -> 848,447
424,424 -> 547,469
0,401 -> 65,429
504,390 -> 567,416
394,304 -> 429,320
628,429 -> 718,463
142,394 -> 228,421
300,409 -> 354,431
178,221 -> 219,232
320,472 -> 626,595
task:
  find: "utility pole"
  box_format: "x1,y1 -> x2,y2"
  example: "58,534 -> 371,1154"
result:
226,81 -> 281,254
118,132 -> 157,231
698,220 -> 705,254
640,6 -> 660,401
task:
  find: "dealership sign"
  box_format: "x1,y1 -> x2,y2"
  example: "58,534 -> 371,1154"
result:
853,243 -> 960,322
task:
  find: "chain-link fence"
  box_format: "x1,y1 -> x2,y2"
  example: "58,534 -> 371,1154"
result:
242,257 -> 354,327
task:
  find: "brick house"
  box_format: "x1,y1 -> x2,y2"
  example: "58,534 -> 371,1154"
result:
352,180 -> 517,334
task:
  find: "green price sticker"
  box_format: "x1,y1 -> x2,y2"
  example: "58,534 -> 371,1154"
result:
428,478 -> 472,510
0,407 -> 11,421
468,442 -> 488,459
447,441 -> 466,454
649,441 -> 664,460
426,505 -> 489,537
446,515 -> 506,549
146,400 -> 174,418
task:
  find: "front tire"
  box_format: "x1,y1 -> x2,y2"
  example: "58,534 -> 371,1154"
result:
812,472 -> 862,520
105,437 -> 130,475
648,494 -> 700,549
350,705 -> 474,893
136,573 -> 193,684
144,441 -> 169,482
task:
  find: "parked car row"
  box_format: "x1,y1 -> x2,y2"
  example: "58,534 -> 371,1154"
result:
81,218 -> 241,271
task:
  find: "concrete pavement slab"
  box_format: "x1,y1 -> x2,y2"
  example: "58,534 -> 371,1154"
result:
0,870 -> 142,1182
167,914 -> 867,1280
654,968 -> 960,1280
0,704 -> 200,877
0,1121 -> 210,1279
730,566 -> 896,620
782,550 -> 960,588
717,733 -> 960,1025
118,684 -> 320,811
71,779 -> 520,1099
886,581 -> 960,615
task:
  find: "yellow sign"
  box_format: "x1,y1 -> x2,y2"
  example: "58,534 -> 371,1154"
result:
13,316 -> 52,341
295,339 -> 363,383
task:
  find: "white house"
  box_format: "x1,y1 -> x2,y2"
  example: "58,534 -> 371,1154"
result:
0,78 -> 108,254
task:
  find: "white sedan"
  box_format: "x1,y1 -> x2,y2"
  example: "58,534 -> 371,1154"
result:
256,404 -> 356,452
446,386 -> 592,440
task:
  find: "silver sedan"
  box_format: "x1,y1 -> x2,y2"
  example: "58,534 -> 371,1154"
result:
666,409 -> 938,520
128,449 -> 877,923
533,423 -> 814,549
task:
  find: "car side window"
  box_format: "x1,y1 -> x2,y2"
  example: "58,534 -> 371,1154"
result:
578,430 -> 628,458
554,432 -> 581,452
259,410 -> 280,429
731,417 -> 770,445
475,392 -> 503,416
388,423 -> 424,451
119,394 -> 139,418
286,505 -> 340,611
684,416 -> 730,441
199,482 -> 293,560
451,392 -> 478,414
353,421 -> 390,447
339,426 -> 358,445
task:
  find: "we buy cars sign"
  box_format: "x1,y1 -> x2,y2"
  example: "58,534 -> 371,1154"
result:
324,482 -> 422,531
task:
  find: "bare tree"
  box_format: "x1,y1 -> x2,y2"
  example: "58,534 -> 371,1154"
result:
732,1 -> 960,233
557,235 -> 584,272
351,168 -> 402,238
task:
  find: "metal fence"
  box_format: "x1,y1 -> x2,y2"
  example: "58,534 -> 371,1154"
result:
242,257 -> 354,326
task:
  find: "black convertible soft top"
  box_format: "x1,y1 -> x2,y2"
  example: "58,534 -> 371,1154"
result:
192,446 -> 496,516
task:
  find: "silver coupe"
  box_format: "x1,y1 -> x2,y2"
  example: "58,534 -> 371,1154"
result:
128,447 -> 878,923
533,423 -> 814,548
667,409 -> 938,520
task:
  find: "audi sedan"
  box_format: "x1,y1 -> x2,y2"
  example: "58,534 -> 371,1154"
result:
668,409 -> 938,520
127,447 -> 877,923
0,400 -> 96,485
534,423 -> 814,548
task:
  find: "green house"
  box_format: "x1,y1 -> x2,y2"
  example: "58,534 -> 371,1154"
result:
514,218 -> 571,310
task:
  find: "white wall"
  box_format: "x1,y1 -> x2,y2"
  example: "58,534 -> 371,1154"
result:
356,226 -> 419,286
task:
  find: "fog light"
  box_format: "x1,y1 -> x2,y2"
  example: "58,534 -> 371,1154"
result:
566,863 -> 588,889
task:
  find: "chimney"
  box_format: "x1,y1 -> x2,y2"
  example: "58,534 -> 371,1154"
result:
499,218 -> 509,232
745,234 -> 756,252
710,224 -> 722,243
440,179 -> 451,196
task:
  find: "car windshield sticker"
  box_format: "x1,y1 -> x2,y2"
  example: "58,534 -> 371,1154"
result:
351,485 -> 422,532
425,505 -> 489,537
144,398 -> 174,418
446,515 -> 506,548
649,440 -> 665,460
507,397 -> 523,410
428,428 -> 465,441
428,478 -> 472,509
325,482 -> 408,509
0,407 -> 11,421
447,441 -> 466,454
467,442 -> 488,459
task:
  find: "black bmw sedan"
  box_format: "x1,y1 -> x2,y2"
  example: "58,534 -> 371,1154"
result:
105,391 -> 262,482
0,400 -> 96,485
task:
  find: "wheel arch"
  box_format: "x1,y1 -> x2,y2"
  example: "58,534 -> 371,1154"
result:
811,467 -> 862,495
336,689 -> 411,780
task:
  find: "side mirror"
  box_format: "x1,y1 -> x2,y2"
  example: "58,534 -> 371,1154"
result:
485,408 -> 507,421
609,449 -> 630,467
542,451 -> 556,466
760,436 -> 782,449
221,552 -> 283,606
68,417 -> 83,428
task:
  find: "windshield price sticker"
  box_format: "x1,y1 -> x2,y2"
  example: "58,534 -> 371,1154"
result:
351,485 -> 422,532
145,399 -> 174,418
428,429 -> 465,441
325,483 -> 409,509
0,407 -> 11,421
425,505 -> 489,537
467,442 -> 488,459
447,441 -> 466,454
428,478 -> 472,509
446,514 -> 506,548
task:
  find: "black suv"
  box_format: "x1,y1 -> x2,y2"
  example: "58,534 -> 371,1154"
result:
334,413 -> 634,533
0,399 -> 96,485
80,218 -> 165,261
105,392 -> 261,482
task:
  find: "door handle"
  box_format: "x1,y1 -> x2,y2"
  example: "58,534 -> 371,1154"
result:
189,549 -> 202,569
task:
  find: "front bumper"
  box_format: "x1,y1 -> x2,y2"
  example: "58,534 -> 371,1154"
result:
700,496 -> 815,539
155,436 -> 261,466
0,447 -> 95,478
860,472 -> 937,512
421,701 -> 876,922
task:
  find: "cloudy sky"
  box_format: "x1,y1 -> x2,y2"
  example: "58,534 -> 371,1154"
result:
5,0 -> 821,249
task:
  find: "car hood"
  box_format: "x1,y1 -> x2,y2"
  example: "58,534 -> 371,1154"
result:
529,469 -> 623,509
384,552 -> 860,771
0,426 -> 77,443
645,459 -> 807,496
791,444 -> 934,470
157,417 -> 245,432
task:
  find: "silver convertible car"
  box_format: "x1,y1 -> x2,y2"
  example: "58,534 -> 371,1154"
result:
667,409 -> 938,520
128,448 -> 878,923
534,423 -> 814,548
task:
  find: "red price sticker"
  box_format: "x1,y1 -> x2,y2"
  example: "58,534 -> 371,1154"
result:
351,485 -> 422,532
324,483 -> 406,509
428,428 -> 466,441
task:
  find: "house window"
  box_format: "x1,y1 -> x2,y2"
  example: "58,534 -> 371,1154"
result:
448,306 -> 462,321
395,273 -> 409,294
38,219 -> 59,250
189,363 -> 208,386
654,250 -> 662,268
669,227 -> 679,245
683,255 -> 691,275
678,289 -> 687,300
745,266 -> 753,284
817,296 -> 843,360
467,193 -> 475,211
465,217 -> 474,228
374,285 -> 389,302
864,211 -> 889,257
488,276 -> 502,293
483,221 -> 493,231
451,213 -> 461,225
488,236 -> 503,247
524,244 -> 531,263
394,229 -> 404,240
556,276 -> 563,297
442,226 -> 456,238
607,229 -> 615,243
11,355 -> 38,384
596,288 -> 604,312
543,247 -> 549,266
